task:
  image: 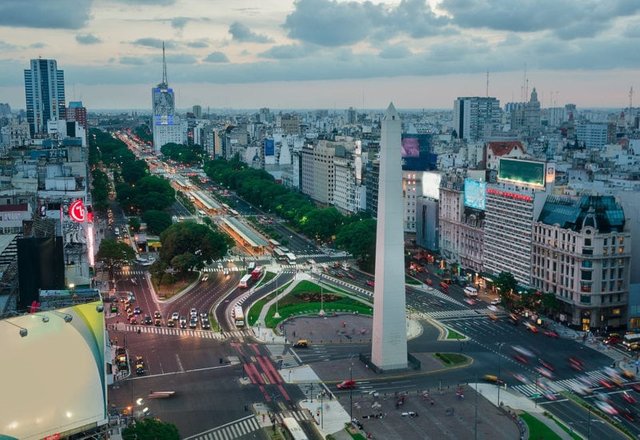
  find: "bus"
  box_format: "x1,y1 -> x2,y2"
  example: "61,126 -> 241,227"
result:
282,417 -> 308,440
238,274 -> 252,288
233,305 -> 245,328
286,252 -> 297,265
273,247 -> 287,262
269,239 -> 281,248
251,266 -> 264,281
622,333 -> 640,350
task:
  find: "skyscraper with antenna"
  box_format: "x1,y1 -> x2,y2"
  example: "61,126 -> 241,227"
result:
152,41 -> 184,153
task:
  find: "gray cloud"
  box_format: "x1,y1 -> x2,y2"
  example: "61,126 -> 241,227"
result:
258,44 -> 314,60
120,56 -> 149,65
76,33 -> 102,45
111,0 -> 175,5
379,44 -> 412,59
0,41 -> 17,50
131,38 -> 177,49
186,40 -> 209,48
440,0 -> 640,40
30,42 -> 46,48
0,0 -> 92,29
283,0 -> 449,47
171,17 -> 190,29
229,22 -> 273,43
203,52 -> 229,63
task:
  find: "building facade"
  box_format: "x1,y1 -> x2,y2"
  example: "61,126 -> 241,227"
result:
453,97 -> 501,142
24,59 -> 66,137
532,195 -> 630,330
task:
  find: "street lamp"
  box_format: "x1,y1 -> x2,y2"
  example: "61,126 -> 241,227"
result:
349,362 -> 354,421
496,342 -> 505,407
319,273 -> 325,317
274,275 -> 281,319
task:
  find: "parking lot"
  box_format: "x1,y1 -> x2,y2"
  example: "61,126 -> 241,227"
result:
348,384 -> 520,440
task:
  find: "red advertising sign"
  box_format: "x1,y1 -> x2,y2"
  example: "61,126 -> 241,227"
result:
486,188 -> 533,203
69,199 -> 86,223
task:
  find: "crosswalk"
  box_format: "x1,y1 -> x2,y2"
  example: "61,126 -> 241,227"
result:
424,308 -> 504,320
202,266 -> 241,273
116,270 -> 146,276
120,324 -> 252,340
420,286 -> 466,306
512,368 -> 629,398
185,415 -> 260,440
184,410 -> 312,440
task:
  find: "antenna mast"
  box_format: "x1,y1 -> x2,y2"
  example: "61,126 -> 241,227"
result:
629,86 -> 634,112
162,41 -> 168,86
486,70 -> 489,97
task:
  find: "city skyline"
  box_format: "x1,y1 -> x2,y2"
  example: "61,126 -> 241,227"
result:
0,0 -> 638,109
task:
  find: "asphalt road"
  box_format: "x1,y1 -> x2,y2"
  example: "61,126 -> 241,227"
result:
539,397 -> 626,440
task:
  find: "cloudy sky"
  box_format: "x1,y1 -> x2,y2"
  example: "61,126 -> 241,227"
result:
0,0 -> 638,110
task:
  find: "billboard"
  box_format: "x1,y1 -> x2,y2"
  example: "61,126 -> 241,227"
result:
17,237 -> 65,311
401,137 -> 420,158
0,301 -> 107,439
464,178 -> 486,210
420,171 -> 442,200
264,139 -> 275,156
498,158 -> 546,188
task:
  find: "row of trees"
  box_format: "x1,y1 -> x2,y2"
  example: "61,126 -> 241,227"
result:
203,157 -> 378,271
161,142 -> 205,165
492,271 -> 560,316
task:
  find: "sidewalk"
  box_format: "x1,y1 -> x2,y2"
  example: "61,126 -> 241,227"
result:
472,382 -> 573,440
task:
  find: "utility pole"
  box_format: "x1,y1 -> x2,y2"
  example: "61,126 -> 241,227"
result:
497,342 -> 505,407
474,379 -> 479,440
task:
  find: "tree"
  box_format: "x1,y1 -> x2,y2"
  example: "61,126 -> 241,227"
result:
134,176 -> 175,212
335,218 -> 377,272
96,239 -> 135,279
493,272 -> 518,309
159,222 -> 230,276
142,210 -> 173,235
122,418 -> 179,440
129,217 -> 141,233
300,207 -> 344,242
161,143 -> 204,164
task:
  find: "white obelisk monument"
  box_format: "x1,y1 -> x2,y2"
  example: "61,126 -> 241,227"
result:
370,103 -> 408,370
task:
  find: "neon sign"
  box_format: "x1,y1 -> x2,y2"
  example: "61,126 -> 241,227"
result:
487,188 -> 533,202
69,199 -> 86,223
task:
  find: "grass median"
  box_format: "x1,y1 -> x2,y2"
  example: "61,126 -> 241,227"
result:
521,412 -> 563,440
434,352 -> 469,367
263,280 -> 372,328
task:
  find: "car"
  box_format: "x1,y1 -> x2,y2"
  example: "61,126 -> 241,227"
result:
483,374 -> 505,385
293,339 -> 309,348
110,304 -> 118,313
337,379 -> 357,390
622,391 -> 637,404
620,408 -> 636,422
524,322 -> 538,333
488,313 -> 499,322
621,369 -> 636,380
464,298 -> 476,306
535,367 -> 554,379
143,315 -> 153,325
544,330 -> 559,338
513,354 -> 529,364
179,317 -> 187,329
133,306 -> 142,315
154,318 -> 162,326
594,400 -> 618,415
366,280 -> 375,287
167,319 -> 175,328
129,316 -> 138,325
223,268 -> 229,276
189,319 -> 198,329
201,319 -> 211,330
154,311 -> 162,319
490,298 -> 501,305
135,365 -> 145,375
190,308 -> 197,317
487,305 -> 498,312
171,312 -> 179,321
200,312 -> 208,319
604,334 -> 621,345
539,359 -> 555,371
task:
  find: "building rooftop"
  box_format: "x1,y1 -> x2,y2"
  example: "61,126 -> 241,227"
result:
487,141 -> 525,156
538,195 -> 625,233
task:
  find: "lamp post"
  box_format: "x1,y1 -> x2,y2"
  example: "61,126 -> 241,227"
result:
274,275 -> 280,319
349,362 -> 354,421
319,273 -> 325,317
496,342 -> 505,407
474,378 -> 479,440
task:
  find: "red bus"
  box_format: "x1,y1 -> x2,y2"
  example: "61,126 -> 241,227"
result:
251,266 -> 264,281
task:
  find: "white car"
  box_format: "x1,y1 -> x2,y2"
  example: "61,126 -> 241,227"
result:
171,312 -> 179,321
490,298 -> 501,305
190,308 -> 197,317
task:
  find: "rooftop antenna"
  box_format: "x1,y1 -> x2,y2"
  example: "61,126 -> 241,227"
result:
162,41 -> 168,86
486,70 -> 489,97
629,86 -> 634,112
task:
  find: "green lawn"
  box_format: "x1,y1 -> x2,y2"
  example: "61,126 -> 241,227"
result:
434,353 -> 469,366
446,329 -> 464,340
255,271 -> 276,289
263,280 -> 372,328
521,412 -> 562,440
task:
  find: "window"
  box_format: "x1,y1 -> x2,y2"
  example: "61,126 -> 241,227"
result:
580,295 -> 591,304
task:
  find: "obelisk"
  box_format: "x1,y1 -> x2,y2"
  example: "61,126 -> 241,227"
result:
370,103 -> 408,370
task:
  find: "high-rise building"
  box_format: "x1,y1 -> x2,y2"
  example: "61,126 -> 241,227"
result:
192,105 -> 202,119
453,97 -> 501,142
152,43 -> 184,152
66,101 -> 87,130
24,58 -> 66,137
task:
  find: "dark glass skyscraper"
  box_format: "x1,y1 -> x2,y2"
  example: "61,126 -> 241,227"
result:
24,58 -> 66,136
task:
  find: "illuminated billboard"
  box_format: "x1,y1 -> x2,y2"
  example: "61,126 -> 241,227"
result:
464,179 -> 486,210
0,301 -> 107,439
420,171 -> 442,200
264,139 -> 275,156
401,137 -> 420,158
498,158 -> 546,188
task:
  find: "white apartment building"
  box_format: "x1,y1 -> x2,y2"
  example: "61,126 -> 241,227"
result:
532,195 -> 630,330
